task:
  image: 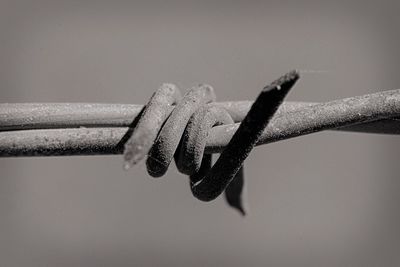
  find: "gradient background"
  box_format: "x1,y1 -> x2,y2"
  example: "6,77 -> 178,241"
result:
1,0 -> 400,266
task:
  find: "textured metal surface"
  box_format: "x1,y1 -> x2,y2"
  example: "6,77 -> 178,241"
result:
119,71 -> 298,211
123,83 -> 181,169
120,82 -> 246,212
1,72 -> 399,214
0,90 -> 398,157
1,97 -> 399,133
145,84 -> 217,178
0,71 -> 301,214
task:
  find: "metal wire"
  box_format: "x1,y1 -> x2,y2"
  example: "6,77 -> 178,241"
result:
1,71 -> 399,214
0,90 -> 399,157
121,71 -> 297,205
0,71 -> 302,214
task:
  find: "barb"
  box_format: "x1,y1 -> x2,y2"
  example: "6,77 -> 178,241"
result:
121,82 -> 242,210
190,70 -> 298,202
120,71 -> 298,212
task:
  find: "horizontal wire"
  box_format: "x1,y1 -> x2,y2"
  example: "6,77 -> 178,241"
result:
0,101 -> 300,130
0,89 -> 399,157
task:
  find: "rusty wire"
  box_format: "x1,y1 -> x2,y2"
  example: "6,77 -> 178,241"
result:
0,71 -> 399,214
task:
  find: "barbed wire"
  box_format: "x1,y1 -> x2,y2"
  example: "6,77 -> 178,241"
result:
1,90 -> 398,157
1,71 -> 399,214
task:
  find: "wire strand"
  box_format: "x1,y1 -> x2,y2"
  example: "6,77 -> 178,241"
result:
0,89 -> 399,157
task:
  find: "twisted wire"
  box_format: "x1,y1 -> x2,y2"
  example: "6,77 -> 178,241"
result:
0,91 -> 399,158
0,72 -> 399,214
121,71 -> 299,213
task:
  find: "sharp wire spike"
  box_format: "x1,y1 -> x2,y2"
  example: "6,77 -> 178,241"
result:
190,70 -> 299,201
225,166 -> 247,216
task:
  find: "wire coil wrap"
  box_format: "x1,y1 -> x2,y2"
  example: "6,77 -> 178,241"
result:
123,71 -> 300,212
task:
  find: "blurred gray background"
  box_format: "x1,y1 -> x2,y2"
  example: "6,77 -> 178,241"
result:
1,0 -> 400,266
